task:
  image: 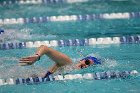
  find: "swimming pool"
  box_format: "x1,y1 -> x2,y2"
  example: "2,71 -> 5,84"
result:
0,0 -> 140,93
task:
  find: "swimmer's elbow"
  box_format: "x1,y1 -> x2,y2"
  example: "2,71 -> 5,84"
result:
39,45 -> 49,51
39,45 -> 48,49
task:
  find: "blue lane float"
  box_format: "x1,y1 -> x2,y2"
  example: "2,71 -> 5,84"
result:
0,12 -> 140,25
0,70 -> 138,86
58,39 -> 89,47
0,42 -> 26,50
120,36 -> 140,44
0,35 -> 139,50
0,28 -> 4,34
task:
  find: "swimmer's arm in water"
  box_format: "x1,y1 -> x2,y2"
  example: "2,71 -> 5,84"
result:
43,64 -> 59,77
19,45 -> 72,67
31,64 -> 59,77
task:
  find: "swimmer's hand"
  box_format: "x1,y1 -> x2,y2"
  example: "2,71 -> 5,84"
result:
19,54 -> 40,66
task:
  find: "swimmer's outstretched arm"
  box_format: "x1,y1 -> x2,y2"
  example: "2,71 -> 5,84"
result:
19,45 -> 72,73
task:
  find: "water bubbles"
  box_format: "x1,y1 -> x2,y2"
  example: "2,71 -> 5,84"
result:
103,58 -> 118,68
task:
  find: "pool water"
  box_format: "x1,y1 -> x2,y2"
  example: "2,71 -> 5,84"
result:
0,0 -> 140,93
0,44 -> 140,93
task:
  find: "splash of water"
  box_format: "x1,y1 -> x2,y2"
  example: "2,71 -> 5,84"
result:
0,56 -> 47,79
0,28 -> 57,43
0,29 -> 31,43
102,58 -> 118,68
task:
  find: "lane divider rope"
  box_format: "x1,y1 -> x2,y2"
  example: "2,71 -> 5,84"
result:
0,12 -> 140,25
0,0 -> 89,5
0,0 -> 131,5
0,70 -> 138,86
0,35 -> 139,50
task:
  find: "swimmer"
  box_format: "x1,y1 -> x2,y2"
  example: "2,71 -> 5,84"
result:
19,45 -> 101,78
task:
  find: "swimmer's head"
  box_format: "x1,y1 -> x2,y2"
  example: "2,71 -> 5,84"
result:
82,56 -> 101,65
76,56 -> 101,69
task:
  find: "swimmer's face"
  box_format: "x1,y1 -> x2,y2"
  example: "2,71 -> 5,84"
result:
76,59 -> 94,69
